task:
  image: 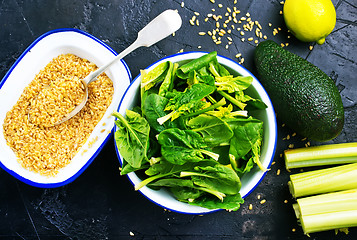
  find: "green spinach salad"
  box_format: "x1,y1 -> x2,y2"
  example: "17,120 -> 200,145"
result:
113,52 -> 268,211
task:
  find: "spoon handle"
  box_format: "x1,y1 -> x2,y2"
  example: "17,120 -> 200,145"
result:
85,9 -> 182,85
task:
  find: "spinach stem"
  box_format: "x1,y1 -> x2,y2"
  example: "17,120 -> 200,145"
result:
197,187 -> 226,201
157,110 -> 176,125
218,90 -> 246,110
180,171 -> 215,179
230,111 -> 248,117
200,149 -> 220,161
206,95 -> 217,104
134,173 -> 170,190
183,98 -> 226,119
254,155 -> 269,172
209,62 -> 220,77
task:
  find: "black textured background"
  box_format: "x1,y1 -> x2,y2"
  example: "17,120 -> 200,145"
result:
0,0 -> 356,239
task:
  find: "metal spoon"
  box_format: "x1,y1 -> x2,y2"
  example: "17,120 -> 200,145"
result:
30,9 -> 182,126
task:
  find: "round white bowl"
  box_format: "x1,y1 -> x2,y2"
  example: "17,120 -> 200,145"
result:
115,51 -> 277,214
0,28 -> 131,188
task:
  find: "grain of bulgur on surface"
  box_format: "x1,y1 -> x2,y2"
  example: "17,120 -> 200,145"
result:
3,54 -> 114,176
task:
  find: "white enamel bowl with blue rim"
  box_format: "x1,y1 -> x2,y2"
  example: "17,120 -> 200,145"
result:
0,28 -> 131,188
115,51 -> 277,214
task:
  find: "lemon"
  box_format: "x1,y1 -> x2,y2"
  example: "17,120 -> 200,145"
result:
283,0 -> 336,44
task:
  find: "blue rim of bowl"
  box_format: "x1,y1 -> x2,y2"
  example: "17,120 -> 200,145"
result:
0,28 -> 132,188
114,51 -> 277,214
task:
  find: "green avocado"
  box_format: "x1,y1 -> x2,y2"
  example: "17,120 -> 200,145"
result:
254,40 -> 344,142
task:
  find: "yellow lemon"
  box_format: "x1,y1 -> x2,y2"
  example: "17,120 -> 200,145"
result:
283,0 -> 336,44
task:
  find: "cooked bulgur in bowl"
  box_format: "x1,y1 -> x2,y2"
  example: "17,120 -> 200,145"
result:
0,29 -> 131,187
3,53 -> 114,176
28,74 -> 87,127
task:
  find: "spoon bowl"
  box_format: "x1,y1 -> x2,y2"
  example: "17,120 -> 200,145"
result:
53,78 -> 89,126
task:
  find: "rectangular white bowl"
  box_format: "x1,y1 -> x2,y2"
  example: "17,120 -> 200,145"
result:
0,28 -> 131,187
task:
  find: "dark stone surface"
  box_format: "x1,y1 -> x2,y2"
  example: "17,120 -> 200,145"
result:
0,0 -> 356,239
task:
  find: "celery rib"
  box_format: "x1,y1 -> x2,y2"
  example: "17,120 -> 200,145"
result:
301,210 -> 357,234
289,163 -> 357,198
296,189 -> 357,234
284,142 -> 357,170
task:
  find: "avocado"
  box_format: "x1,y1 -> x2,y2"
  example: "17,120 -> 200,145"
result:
254,40 -> 344,142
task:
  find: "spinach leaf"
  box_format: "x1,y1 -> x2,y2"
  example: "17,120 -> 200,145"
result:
235,91 -> 268,110
149,178 -> 203,201
208,62 -> 220,77
143,93 -> 183,133
198,74 -> 215,86
141,61 -> 169,91
209,59 -> 230,77
171,186 -> 204,201
180,164 -> 241,195
212,145 -> 231,165
136,160 -> 201,190
197,65 -> 211,76
165,84 -> 215,113
183,97 -> 226,119
206,103 -> 248,119
226,117 -> 266,173
189,192 -> 244,211
113,110 -> 150,169
187,114 -> 233,146
148,178 -> 194,188
187,70 -> 199,86
177,51 -> 217,79
157,128 -> 219,165
227,117 -> 263,159
187,70 -> 215,87
121,160 -> 149,175
157,83 -> 216,124
218,90 -> 247,110
149,178 -> 230,204
230,150 -> 254,175
145,159 -> 215,177
215,75 -> 252,93
141,84 -> 159,114
250,135 -> 267,171
158,62 -> 177,97
147,134 -> 161,159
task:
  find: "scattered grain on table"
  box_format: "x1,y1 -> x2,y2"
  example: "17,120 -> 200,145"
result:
183,0 -> 293,61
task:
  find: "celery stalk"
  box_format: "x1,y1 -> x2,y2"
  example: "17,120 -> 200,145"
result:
289,163 -> 357,198
295,189 -> 357,235
284,142 -> 357,170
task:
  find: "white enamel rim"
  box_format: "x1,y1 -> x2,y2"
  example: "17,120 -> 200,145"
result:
114,51 -> 277,214
0,28 -> 131,188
